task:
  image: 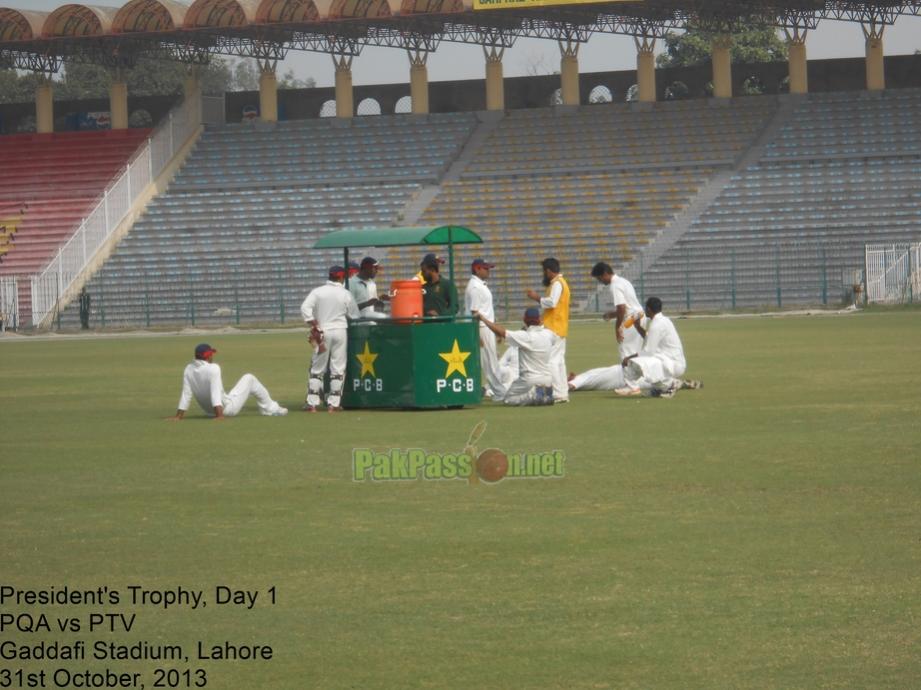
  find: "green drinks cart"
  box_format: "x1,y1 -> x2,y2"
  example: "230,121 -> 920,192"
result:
313,226 -> 484,410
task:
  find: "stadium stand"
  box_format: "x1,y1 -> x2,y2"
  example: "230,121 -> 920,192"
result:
388,98 -> 776,313
638,89 -> 921,308
0,130 -> 151,275
59,113 -> 477,325
49,89 -> 921,326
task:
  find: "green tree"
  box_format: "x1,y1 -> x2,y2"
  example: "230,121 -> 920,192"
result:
232,59 -> 259,91
0,69 -> 45,104
656,21 -> 788,69
279,68 -> 316,90
1,55 -> 313,105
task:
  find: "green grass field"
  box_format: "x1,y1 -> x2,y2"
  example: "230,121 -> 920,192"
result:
2,312 -> 920,689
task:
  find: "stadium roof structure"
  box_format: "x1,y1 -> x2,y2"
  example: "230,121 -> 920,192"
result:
1,0 -> 920,73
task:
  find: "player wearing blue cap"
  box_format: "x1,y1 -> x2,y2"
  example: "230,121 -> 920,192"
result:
300,265 -> 361,412
168,343 -> 287,420
473,307 -> 554,406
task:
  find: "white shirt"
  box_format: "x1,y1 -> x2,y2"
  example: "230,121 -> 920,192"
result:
610,275 -> 643,315
464,274 -> 495,322
348,277 -> 380,317
539,277 -> 563,309
504,325 -> 553,384
178,360 -> 227,414
639,314 -> 686,371
301,280 -> 360,331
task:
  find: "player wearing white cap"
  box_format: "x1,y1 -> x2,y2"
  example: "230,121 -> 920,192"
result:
349,256 -> 389,320
168,343 -> 287,420
474,308 -> 554,406
464,258 -> 503,398
301,265 -> 361,412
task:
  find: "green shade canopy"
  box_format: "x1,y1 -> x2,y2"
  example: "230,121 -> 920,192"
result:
313,226 -> 481,249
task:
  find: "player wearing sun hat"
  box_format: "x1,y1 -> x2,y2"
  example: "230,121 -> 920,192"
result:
300,265 -> 361,412
464,258 -> 503,398
168,343 -> 287,420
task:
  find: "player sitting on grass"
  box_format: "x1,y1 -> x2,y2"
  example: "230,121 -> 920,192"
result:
168,343 -> 288,421
615,297 -> 701,399
473,307 -> 554,406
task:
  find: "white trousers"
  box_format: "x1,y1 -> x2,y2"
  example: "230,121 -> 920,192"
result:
222,374 -> 282,416
307,329 -> 348,407
618,322 -> 645,360
501,377 -> 553,406
549,333 -> 568,402
624,355 -> 686,392
570,364 -> 626,391
497,346 -> 518,392
479,326 -> 504,397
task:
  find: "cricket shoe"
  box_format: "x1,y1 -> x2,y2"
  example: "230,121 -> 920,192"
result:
302,403 -> 318,413
681,379 -> 704,390
263,406 -> 289,416
328,406 -> 342,413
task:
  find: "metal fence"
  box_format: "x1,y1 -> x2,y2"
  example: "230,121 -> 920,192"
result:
617,240 -> 869,311
29,96 -> 201,327
0,276 -> 17,331
865,242 -> 921,304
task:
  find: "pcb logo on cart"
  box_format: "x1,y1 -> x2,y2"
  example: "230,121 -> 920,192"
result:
436,339 -> 475,393
352,341 -> 382,391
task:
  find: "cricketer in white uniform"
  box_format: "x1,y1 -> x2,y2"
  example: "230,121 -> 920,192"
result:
497,345 -> 518,391
619,297 -> 687,398
593,261 -> 645,359
169,343 -> 287,419
464,258 -> 504,398
348,256 -> 389,320
301,266 -> 361,412
475,308 -> 554,406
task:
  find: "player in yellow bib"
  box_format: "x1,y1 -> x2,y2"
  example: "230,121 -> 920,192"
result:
527,257 -> 570,403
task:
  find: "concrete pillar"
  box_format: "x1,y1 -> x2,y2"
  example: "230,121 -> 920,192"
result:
410,59 -> 429,114
560,51 -> 580,106
183,68 -> 202,123
787,37 -> 808,94
109,80 -> 129,130
485,48 -> 504,111
636,44 -> 656,102
334,58 -> 354,119
36,81 -> 54,134
865,34 -> 885,91
259,68 -> 278,122
711,36 -> 733,99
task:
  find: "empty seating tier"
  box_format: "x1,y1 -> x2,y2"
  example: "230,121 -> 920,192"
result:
0,129 -> 151,277
641,89 -> 921,309
59,114 -> 478,326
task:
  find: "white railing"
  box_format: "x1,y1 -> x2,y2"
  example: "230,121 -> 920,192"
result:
865,242 -> 921,303
30,96 -> 201,326
0,276 -> 17,331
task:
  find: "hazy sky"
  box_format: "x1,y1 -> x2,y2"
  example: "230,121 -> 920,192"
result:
13,0 -> 921,88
